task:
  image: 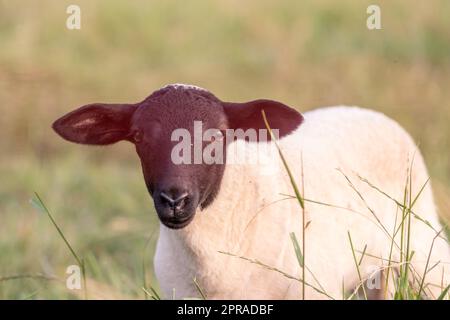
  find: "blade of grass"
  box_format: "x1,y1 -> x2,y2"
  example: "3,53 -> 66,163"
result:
142,287 -> 161,300
361,162 -> 441,299
358,244 -> 368,266
300,154 -> 306,299
31,193 -> 82,266
290,232 -> 304,267
338,170 -> 393,242
385,206 -> 400,299
404,159 -> 415,290
358,174 -> 444,241
219,251 -> 334,299
418,230 -> 443,297
347,231 -> 367,300
262,110 -> 307,299
280,193 -> 393,235
142,232 -> 155,300
338,169 -> 426,294
261,110 -> 304,209
0,273 -> 59,282
193,277 -> 207,300
31,192 -> 87,299
22,291 -> 39,300
437,285 -> 450,300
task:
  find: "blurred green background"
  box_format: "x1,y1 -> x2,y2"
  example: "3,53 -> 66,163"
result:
0,0 -> 449,299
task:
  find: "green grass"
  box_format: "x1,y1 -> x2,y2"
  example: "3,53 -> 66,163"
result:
0,152 -> 159,299
0,0 -> 450,299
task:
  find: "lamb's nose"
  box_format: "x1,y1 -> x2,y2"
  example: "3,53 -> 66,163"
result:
160,191 -> 189,210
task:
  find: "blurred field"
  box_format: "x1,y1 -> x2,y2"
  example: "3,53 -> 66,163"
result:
0,0 -> 449,299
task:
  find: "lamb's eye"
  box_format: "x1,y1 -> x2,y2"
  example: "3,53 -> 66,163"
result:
133,130 -> 143,143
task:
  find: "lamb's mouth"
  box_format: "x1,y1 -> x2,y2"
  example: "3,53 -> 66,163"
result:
161,214 -> 194,229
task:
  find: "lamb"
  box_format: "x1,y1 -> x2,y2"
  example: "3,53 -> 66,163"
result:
53,83 -> 450,299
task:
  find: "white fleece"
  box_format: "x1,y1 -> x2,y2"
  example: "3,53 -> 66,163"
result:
154,106 -> 450,299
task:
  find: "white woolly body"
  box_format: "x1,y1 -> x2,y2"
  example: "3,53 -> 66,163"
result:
154,106 -> 450,299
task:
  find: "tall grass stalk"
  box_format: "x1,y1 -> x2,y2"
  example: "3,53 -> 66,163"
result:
262,110 -> 307,299
193,277 -> 207,300
354,160 -> 449,299
142,287 -> 161,300
437,285 -> 450,300
417,230 -> 443,297
142,236 -> 152,300
347,232 -> 367,300
403,159 -> 415,291
384,206 -> 400,299
31,192 -> 88,299
300,155 -> 306,299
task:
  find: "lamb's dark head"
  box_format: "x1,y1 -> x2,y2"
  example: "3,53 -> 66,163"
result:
53,84 -> 303,229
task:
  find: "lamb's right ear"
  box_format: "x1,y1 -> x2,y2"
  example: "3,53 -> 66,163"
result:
222,99 -> 303,139
52,103 -> 137,145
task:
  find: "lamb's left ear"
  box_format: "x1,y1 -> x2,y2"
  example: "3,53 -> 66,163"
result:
222,99 -> 303,138
52,103 -> 137,145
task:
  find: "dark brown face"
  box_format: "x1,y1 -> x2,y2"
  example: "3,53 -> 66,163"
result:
52,84 -> 303,229
129,88 -> 228,228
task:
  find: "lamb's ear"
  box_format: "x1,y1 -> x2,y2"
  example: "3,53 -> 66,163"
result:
222,99 -> 303,139
52,103 -> 137,145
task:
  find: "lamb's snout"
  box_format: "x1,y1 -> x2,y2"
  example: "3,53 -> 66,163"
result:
154,187 -> 197,229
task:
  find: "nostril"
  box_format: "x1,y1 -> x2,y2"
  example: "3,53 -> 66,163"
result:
173,192 -> 188,206
160,192 -> 175,207
160,191 -> 189,209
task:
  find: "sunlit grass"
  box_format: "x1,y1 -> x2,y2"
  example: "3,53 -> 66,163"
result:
0,152 -> 159,299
